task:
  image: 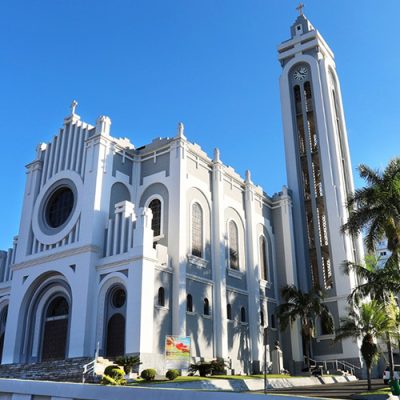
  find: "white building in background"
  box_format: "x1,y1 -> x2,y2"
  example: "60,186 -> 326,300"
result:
0,13 -> 363,374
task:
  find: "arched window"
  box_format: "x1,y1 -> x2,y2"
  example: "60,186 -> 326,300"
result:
203,298 -> 210,316
229,221 -> 239,270
259,236 -> 268,281
227,303 -> 232,320
46,297 -> 69,318
158,287 -> 165,307
191,202 -> 203,258
240,307 -> 246,323
148,199 -> 162,237
260,310 -> 265,327
187,294 -> 193,312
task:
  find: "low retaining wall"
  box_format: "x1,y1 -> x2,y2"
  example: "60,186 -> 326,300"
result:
143,375 -> 357,391
0,375 -> 358,400
0,378 -> 286,400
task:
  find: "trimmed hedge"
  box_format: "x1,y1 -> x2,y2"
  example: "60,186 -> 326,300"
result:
165,369 -> 180,380
101,365 -> 126,385
140,368 -> 156,381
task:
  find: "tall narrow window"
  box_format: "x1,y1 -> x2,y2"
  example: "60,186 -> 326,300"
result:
148,199 -> 161,237
259,236 -> 268,281
158,287 -> 165,307
240,307 -> 246,323
191,202 -> 203,258
187,294 -> 193,312
271,314 -> 276,329
260,310 -> 265,327
229,221 -> 239,270
227,303 -> 232,320
203,298 -> 210,316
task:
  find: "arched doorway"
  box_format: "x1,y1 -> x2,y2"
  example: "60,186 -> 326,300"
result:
0,306 -> 8,363
41,296 -> 69,361
105,286 -> 126,357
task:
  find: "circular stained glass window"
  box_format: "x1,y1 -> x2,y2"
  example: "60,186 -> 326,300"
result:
112,288 -> 126,308
45,187 -> 74,228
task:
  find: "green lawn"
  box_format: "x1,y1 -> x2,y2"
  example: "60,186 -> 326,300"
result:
359,387 -> 391,396
129,374 -> 293,385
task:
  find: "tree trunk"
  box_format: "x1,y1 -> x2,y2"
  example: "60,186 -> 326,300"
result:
304,336 -> 310,369
387,332 -> 394,381
367,367 -> 371,391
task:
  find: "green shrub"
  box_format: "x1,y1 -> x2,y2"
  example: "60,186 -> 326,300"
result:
101,365 -> 126,385
141,368 -> 156,381
165,369 -> 180,380
115,355 -> 141,374
189,359 -> 227,377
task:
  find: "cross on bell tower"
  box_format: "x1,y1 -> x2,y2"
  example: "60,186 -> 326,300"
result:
296,2 -> 304,15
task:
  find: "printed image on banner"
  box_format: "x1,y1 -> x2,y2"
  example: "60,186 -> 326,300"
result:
165,336 -> 191,369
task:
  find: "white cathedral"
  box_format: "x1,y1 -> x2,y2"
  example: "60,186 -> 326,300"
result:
0,14 -> 364,375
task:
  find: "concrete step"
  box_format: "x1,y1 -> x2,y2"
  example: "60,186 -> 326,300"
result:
0,357 -> 93,382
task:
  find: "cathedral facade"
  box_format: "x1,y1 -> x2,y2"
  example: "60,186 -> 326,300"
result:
0,14 -> 362,374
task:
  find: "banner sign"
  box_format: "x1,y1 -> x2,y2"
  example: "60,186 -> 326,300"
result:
165,335 -> 191,369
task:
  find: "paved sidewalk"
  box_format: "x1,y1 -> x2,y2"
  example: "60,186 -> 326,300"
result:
260,379 -> 387,399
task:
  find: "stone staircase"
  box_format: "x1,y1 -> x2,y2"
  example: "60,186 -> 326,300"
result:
0,357 -> 94,382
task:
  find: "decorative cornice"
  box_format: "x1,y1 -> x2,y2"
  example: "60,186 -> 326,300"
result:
186,273 -> 213,286
12,245 -> 101,271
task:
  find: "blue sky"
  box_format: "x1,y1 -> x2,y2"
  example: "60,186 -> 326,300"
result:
1,0 -> 400,250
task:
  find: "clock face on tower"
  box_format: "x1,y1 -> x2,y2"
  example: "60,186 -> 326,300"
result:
293,66 -> 308,81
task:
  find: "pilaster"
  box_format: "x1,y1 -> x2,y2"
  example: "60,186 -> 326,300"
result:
243,171 -> 262,370
211,148 -> 228,358
126,207 -> 156,354
169,124 -> 188,337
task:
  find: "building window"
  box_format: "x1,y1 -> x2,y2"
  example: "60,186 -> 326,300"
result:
240,307 -> 246,323
320,313 -> 334,335
187,294 -> 193,312
191,202 -> 203,258
229,221 -> 239,270
158,287 -> 165,307
203,298 -> 210,316
148,199 -> 161,237
45,186 -> 74,228
111,287 -> 126,308
260,310 -> 265,327
227,303 -> 232,320
271,313 -> 276,329
259,236 -> 268,280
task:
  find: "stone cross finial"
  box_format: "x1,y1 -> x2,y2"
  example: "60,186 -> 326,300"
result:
213,148 -> 220,163
245,169 -> 252,183
177,122 -> 185,138
71,100 -> 78,115
296,2 -> 304,15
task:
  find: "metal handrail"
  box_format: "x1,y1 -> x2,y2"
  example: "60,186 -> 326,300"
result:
305,357 -> 360,376
82,341 -> 100,383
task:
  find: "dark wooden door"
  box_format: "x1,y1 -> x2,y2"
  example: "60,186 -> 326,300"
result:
41,318 -> 68,361
106,313 -> 125,357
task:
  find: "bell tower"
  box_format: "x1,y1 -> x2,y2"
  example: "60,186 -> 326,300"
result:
278,10 -> 363,363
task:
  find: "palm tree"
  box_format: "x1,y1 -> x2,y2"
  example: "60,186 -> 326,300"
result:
276,284 -> 333,369
342,158 -> 400,260
335,301 -> 395,390
343,256 -> 400,382
342,158 -> 400,380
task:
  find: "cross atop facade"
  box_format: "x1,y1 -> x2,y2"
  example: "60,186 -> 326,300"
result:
296,2 -> 304,15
